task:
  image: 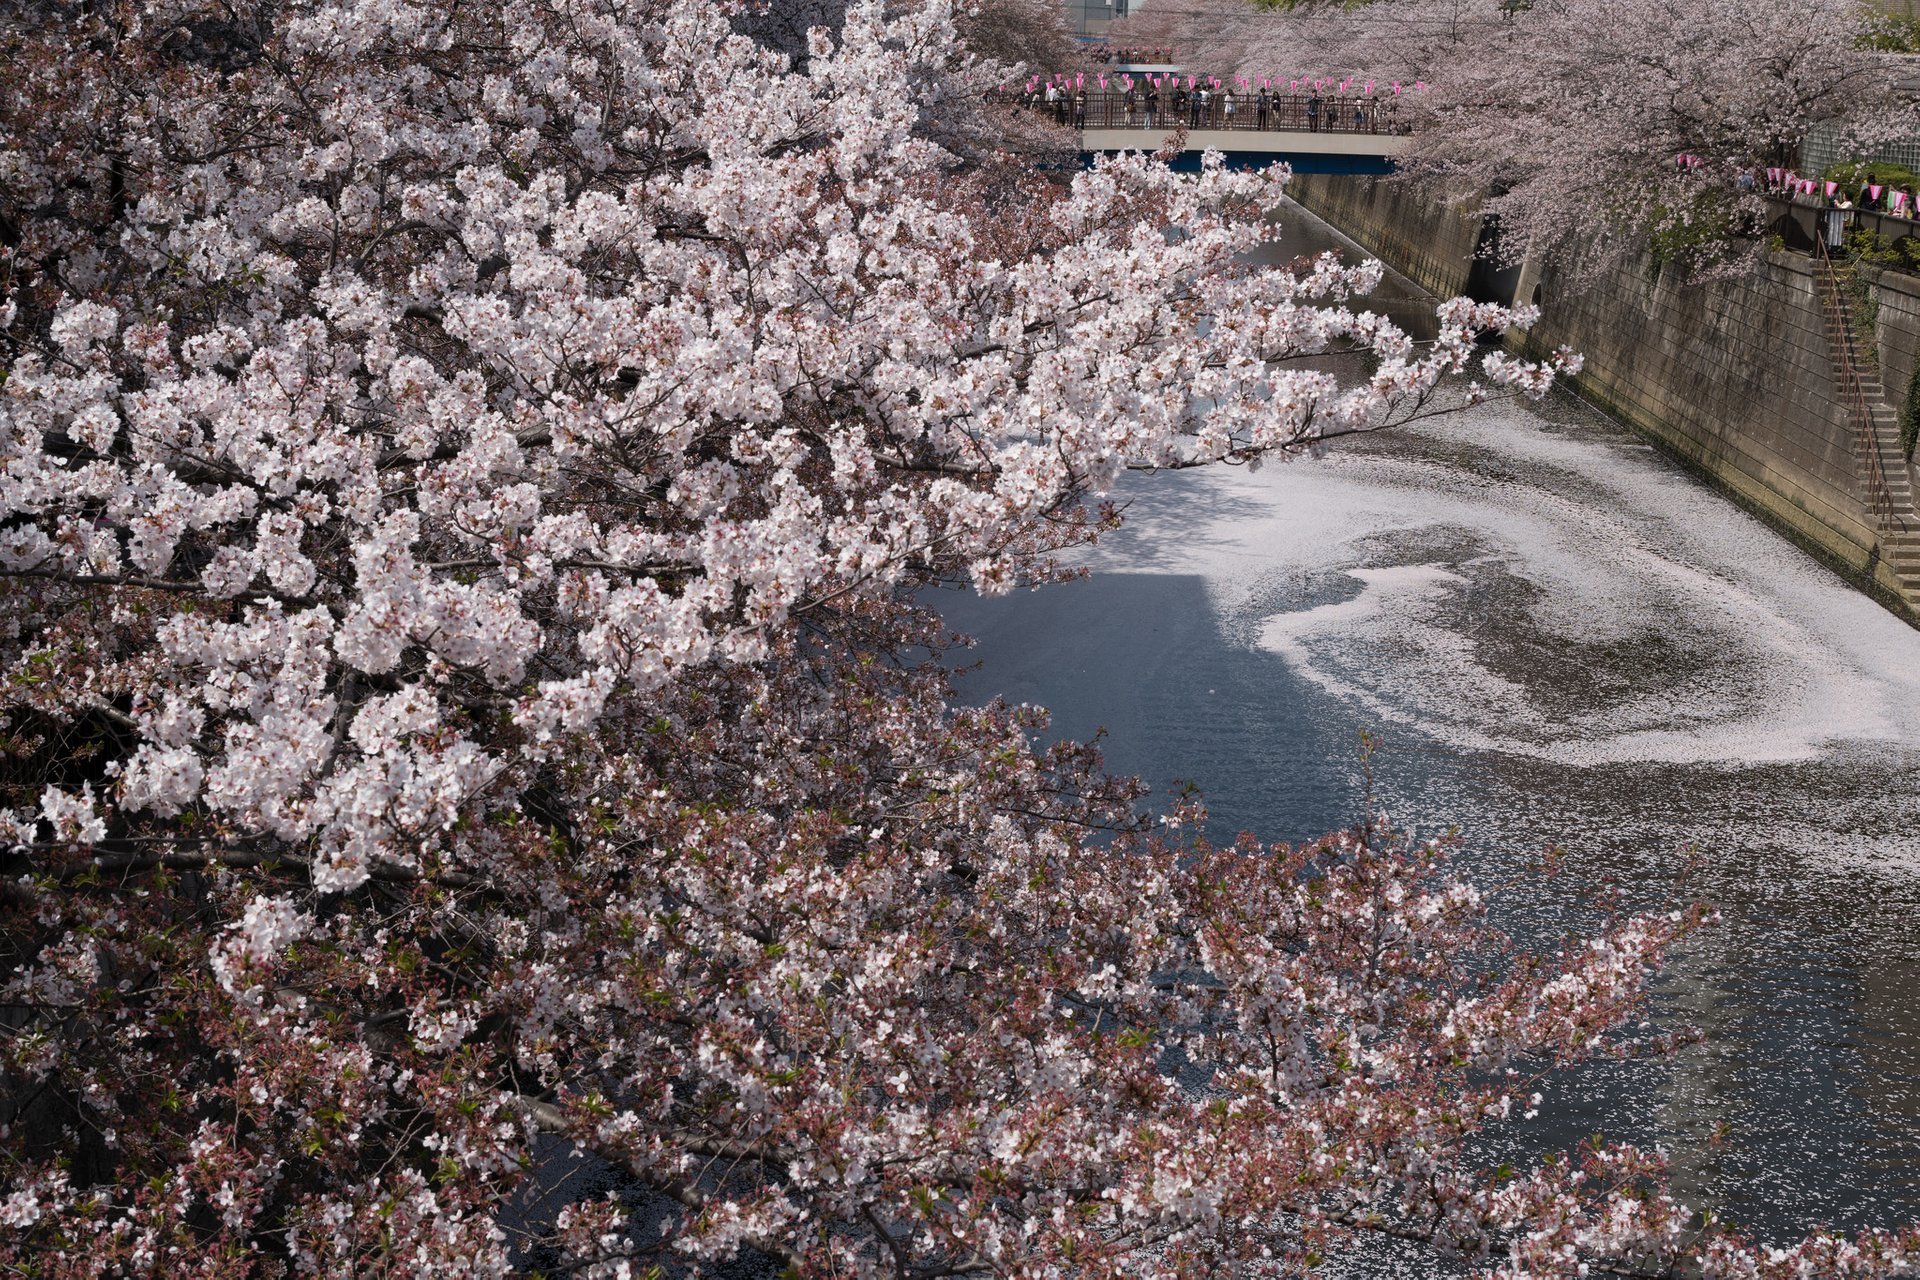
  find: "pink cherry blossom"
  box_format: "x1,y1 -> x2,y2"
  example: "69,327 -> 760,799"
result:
0,0 -> 1887,1276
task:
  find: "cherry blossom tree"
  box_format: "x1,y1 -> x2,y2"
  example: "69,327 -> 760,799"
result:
733,0 -> 1077,159
1,0 -> 1912,1276
1137,0 -> 1919,272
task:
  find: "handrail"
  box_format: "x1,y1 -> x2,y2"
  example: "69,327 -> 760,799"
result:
1016,89 -> 1410,136
1814,237 -> 1901,535
1768,193 -> 1920,241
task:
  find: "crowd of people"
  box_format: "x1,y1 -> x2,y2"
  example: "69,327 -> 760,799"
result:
1757,166 -> 1920,252
1019,83 -> 1403,135
1761,167 -> 1913,214
1089,45 -> 1176,65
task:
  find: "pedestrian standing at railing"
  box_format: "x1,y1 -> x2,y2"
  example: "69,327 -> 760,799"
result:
1172,85 -> 1188,121
1307,91 -> 1321,132
1351,99 -> 1365,132
1193,86 -> 1208,128
1825,195 -> 1850,253
1073,88 -> 1087,129
1255,88 -> 1270,131
1124,85 -> 1137,127
1222,91 -> 1236,128
1146,83 -> 1160,126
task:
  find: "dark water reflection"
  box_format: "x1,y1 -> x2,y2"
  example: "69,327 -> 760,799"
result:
942,197 -> 1920,1244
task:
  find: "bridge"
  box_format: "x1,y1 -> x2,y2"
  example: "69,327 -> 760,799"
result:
1031,90 -> 1415,174
1081,127 -> 1412,175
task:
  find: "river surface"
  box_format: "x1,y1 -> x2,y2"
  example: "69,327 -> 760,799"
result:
941,198 -> 1920,1251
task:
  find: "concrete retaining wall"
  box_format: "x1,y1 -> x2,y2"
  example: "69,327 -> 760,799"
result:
1285,173 -> 1482,299
1285,172 -> 1916,611
1871,269 -> 1920,516
1875,268 -> 1920,431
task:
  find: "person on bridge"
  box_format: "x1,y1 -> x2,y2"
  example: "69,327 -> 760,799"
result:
1192,86 -> 1208,128
1145,83 -> 1160,126
1352,99 -> 1366,132
1256,88 -> 1270,130
1172,85 -> 1188,122
1222,91 -> 1236,128
1123,85 -> 1137,127
1073,87 -> 1087,129
1307,91 -> 1322,132
1825,195 -> 1852,253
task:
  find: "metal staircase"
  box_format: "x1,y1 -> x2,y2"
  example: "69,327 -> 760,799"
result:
1813,245 -> 1920,603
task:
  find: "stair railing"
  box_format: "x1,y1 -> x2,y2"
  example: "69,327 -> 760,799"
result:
1814,237 -> 1901,534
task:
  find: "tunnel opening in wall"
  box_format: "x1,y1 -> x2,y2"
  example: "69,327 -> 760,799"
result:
1465,214 -> 1524,306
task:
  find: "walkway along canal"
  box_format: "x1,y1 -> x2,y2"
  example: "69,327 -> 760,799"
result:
944,197 -> 1920,1255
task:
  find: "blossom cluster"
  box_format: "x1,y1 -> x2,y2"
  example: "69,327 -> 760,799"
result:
1123,0 -> 1920,272
0,0 -> 1870,1277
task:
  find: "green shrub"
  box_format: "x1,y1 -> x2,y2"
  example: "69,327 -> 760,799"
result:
1846,225 -> 1900,267
1822,159 -> 1920,198
1647,192 -> 1741,274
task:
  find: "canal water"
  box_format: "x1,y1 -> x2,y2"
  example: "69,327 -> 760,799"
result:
941,196 -> 1920,1250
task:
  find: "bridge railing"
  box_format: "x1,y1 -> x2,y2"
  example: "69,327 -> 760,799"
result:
1020,90 -> 1411,136
1767,193 -> 1920,249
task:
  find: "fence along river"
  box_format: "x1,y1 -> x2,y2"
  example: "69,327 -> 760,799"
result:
942,195 -> 1920,1254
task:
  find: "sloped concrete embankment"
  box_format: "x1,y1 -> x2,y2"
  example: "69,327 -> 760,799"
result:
1285,172 -> 1920,619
